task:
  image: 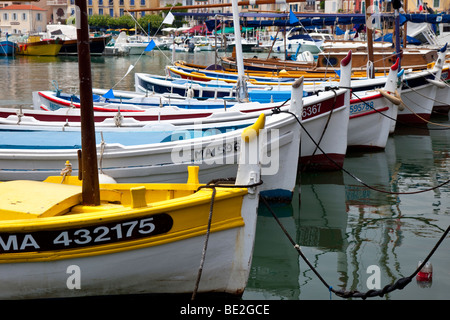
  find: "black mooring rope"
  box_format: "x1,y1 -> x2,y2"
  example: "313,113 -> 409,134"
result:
191,186 -> 216,301
191,179 -> 263,300
271,106 -> 450,195
344,85 -> 450,131
260,195 -> 450,300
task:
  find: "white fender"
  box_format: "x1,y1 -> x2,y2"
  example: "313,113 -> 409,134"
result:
98,173 -> 117,184
426,78 -> 447,88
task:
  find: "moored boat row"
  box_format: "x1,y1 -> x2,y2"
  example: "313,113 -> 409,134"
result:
2,47 -> 442,178
1,2 -> 449,300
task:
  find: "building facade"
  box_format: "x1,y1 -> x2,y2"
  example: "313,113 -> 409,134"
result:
84,0 -> 159,18
0,4 -> 47,35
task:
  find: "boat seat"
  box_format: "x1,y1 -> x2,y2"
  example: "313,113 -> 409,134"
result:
0,180 -> 122,219
0,180 -> 83,219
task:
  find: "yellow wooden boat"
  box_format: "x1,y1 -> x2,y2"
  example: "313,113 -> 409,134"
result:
0,114 -> 264,300
16,35 -> 63,56
171,60 -> 386,84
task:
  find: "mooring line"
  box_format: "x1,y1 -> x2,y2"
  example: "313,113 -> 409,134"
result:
191,179 -> 264,300
345,87 -> 449,131
260,195 -> 450,300
191,186 -> 216,301
400,82 -> 450,128
271,107 -> 450,195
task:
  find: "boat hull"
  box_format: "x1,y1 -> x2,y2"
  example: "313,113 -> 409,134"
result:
0,108 -> 302,201
348,93 -> 396,150
33,90 -> 237,112
16,39 -> 63,56
398,77 -> 438,124
0,174 -> 259,299
0,221 -> 251,299
0,41 -> 17,56
300,91 -> 349,171
58,36 -> 111,55
433,68 -> 450,115
135,73 -> 239,99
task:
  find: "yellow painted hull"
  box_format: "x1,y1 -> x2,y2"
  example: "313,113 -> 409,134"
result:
171,61 -> 386,84
0,167 -> 259,298
16,40 -> 63,56
0,100 -> 265,299
0,175 -> 247,262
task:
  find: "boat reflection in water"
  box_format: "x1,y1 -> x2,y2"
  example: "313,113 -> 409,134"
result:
244,120 -> 449,299
244,198 -> 300,300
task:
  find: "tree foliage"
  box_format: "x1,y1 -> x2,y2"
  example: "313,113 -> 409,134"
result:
87,2 -> 187,34
137,14 -> 164,34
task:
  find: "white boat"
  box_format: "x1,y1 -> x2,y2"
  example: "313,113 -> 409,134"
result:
433,63 -> 450,115
299,51 -> 350,171
103,32 -> 131,56
192,35 -> 213,51
347,58 -> 402,150
259,27 -> 325,54
154,36 -> 173,50
396,44 -> 447,124
0,0 -> 263,300
169,37 -> 196,52
134,73 -> 253,99
125,35 -> 151,55
0,116 -> 265,299
104,33 -> 151,56
0,78 -> 305,202
32,89 -> 238,112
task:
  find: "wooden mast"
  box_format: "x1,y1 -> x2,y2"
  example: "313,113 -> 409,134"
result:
75,0 -> 101,206
0,0 -> 100,206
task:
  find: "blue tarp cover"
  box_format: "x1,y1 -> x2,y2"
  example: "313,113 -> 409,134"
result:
374,32 -> 422,45
174,12 -> 450,32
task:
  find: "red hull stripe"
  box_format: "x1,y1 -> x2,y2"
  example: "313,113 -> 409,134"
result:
38,92 -> 145,113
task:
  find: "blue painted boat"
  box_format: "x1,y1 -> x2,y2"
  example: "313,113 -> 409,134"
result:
0,36 -> 17,56
34,89 -> 238,112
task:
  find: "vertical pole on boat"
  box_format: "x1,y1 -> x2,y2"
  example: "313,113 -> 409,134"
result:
394,10 -> 401,66
172,32 -> 176,64
393,0 -> 402,67
365,0 -> 375,78
402,0 -> 408,50
214,14 -> 218,67
75,0 -> 101,206
231,0 -> 249,102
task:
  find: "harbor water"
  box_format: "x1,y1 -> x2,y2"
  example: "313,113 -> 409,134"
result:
0,51 -> 449,300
